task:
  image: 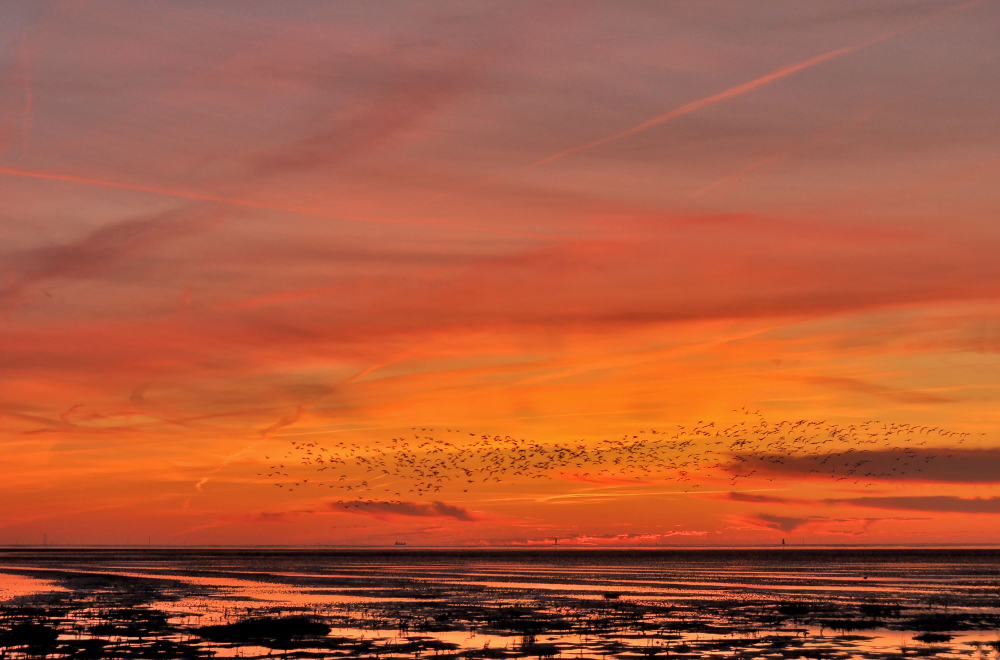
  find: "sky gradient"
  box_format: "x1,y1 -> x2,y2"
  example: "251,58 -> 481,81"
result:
2,1 -> 1000,546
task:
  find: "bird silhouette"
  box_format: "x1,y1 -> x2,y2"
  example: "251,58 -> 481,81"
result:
261,411 -> 976,500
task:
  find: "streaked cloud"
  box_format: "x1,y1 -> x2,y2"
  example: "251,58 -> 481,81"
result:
831,496 -> 1000,514
329,500 -> 477,521
726,492 -> 810,505
742,449 -> 1000,484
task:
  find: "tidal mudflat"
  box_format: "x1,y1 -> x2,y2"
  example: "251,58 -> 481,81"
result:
1,548 -> 999,659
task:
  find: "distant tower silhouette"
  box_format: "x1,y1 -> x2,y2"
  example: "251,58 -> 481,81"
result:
782,538 -> 785,545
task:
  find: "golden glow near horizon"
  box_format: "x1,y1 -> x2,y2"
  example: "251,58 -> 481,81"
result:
2,2 -> 1000,546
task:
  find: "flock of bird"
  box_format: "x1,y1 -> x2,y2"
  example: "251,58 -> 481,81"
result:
257,407 -> 982,500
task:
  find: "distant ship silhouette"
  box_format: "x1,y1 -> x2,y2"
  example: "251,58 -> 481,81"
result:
395,541 -> 407,546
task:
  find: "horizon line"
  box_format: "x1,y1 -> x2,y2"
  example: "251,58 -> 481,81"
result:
3,543 -> 999,550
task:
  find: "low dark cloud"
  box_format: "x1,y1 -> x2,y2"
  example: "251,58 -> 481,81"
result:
740,448 -> 1000,483
724,491 -> 1000,516
254,512 -> 289,523
754,513 -> 811,532
329,499 -> 477,521
831,496 -> 1000,514
727,492 -> 808,504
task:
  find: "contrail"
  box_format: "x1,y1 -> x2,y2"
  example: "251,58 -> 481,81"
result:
524,43 -> 865,170
434,0 -> 980,199
0,166 -> 565,241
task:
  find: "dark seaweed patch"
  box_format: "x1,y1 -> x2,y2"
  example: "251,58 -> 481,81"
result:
0,621 -> 60,649
195,616 -> 331,644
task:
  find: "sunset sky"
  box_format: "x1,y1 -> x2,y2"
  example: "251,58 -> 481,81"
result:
2,1 -> 1000,547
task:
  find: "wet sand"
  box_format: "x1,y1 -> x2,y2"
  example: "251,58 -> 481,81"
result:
2,548 -> 999,659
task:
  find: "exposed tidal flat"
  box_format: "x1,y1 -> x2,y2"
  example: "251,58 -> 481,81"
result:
1,549 -> 999,659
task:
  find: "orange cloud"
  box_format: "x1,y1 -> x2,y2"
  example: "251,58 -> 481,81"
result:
2,1 -> 999,546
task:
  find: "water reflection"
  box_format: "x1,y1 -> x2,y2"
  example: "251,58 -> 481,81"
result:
1,549 -> 999,659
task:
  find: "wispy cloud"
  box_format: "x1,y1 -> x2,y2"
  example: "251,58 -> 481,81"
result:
260,405 -> 307,438
249,64 -> 478,175
796,375 -> 955,405
2,206 -> 221,295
